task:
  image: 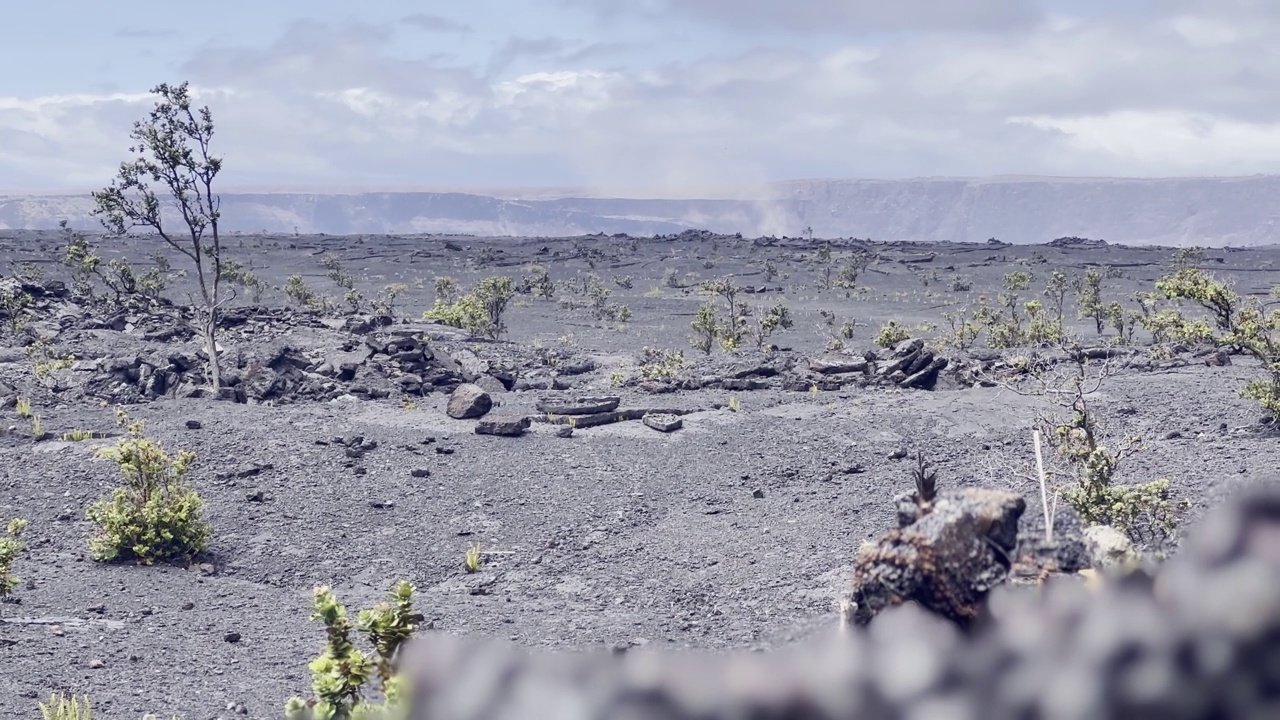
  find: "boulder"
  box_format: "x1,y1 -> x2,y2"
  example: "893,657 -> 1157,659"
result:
1082,525 -> 1139,570
848,487 -> 1025,627
473,375 -> 508,395
475,416 -> 531,437
447,384 -> 492,419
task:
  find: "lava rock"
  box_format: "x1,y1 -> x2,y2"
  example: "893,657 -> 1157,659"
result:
475,416 -> 532,437
447,384 -> 493,420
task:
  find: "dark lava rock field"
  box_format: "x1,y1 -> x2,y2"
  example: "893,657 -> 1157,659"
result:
0,229 -> 1277,719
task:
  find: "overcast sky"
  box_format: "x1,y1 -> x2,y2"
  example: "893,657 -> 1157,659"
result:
2,0 -> 1278,193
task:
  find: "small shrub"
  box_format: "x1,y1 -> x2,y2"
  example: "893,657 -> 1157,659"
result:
464,543 -> 483,573
690,303 -> 718,354
747,302 -> 793,350
86,411 -> 211,564
727,396 -> 741,413
39,694 -> 92,720
874,321 -> 912,348
638,347 -> 684,381
15,396 -> 32,419
286,582 -> 417,720
284,274 -> 326,310
0,517 -> 28,599
422,277 -> 515,340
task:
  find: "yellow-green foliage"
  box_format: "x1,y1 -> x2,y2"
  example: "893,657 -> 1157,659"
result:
464,543 -> 483,573
285,274 -> 327,310
0,517 -> 27,599
874,320 -> 912,348
15,396 -> 31,419
422,277 -> 515,340
86,411 -> 211,564
62,429 -> 96,442
638,347 -> 684,381
1156,267 -> 1280,417
39,694 -> 92,720
286,583 -> 417,720
689,303 -> 718,354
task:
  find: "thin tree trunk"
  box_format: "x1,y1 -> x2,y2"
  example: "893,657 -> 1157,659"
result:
203,310 -> 221,390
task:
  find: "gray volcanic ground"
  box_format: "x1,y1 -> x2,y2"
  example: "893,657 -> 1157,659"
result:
0,229 -> 1277,719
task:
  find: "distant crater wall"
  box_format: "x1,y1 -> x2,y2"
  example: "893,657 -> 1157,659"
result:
4,175 -> 1279,245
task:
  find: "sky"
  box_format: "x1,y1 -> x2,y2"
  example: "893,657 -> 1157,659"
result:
2,0 -> 1279,193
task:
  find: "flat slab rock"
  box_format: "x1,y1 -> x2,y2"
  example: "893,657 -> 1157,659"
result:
642,413 -> 683,432
809,357 -> 868,374
475,416 -> 532,437
535,396 -> 621,415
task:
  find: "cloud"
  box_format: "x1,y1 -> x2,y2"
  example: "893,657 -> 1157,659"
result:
567,0 -> 1042,34
6,2 -> 1280,192
399,13 -> 471,34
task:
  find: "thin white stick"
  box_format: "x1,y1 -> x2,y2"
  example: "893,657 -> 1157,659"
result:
1033,429 -> 1053,544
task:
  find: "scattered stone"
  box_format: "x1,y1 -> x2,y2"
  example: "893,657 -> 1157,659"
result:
642,413 -> 683,433
411,468 -> 431,478
447,383 -> 493,419
1082,525 -> 1139,570
556,426 -> 574,438
88,658 -> 105,669
185,420 -> 202,430
475,416 -> 532,437
536,396 -> 621,416
888,446 -> 908,460
224,631 -> 241,644
752,489 -> 765,499
473,374 -> 507,395
245,490 -> 265,503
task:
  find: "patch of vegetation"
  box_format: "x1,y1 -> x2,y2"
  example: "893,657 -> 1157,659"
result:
284,274 -> 327,310
939,306 -> 982,350
86,410 -> 211,564
218,258 -> 267,304
0,517 -> 28,599
746,302 -> 793,350
422,277 -> 516,340
520,264 -> 556,300
874,320 -> 912,348
1075,269 -> 1107,336
38,694 -> 92,720
1000,346 -> 1188,546
1156,267 -> 1280,417
15,396 -> 32,419
464,543 -> 483,573
59,221 -> 169,307
638,347 -> 684,381
0,284 -> 33,340
285,582 -> 417,720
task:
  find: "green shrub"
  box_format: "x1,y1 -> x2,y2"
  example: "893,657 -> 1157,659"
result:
0,517 -> 27,599
422,277 -> 515,340
286,582 -> 417,720
639,347 -> 685,381
86,411 -> 211,564
874,320 -> 911,348
1156,268 -> 1280,417
38,694 -> 92,720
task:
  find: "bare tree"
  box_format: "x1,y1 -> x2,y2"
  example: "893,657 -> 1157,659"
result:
93,82 -> 227,390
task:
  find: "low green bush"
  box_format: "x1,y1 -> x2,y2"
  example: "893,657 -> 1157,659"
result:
86,411 -> 211,564
0,517 -> 27,599
286,582 -> 418,720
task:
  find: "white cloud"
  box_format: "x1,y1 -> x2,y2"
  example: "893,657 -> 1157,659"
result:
4,2 -> 1280,191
